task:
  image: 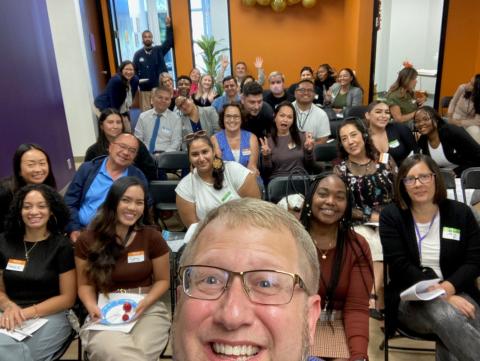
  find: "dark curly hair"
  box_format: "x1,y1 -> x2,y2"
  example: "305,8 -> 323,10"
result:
12,143 -> 56,192
186,135 -> 225,190
85,176 -> 151,292
218,103 -> 246,129
337,117 -> 379,161
4,184 -> 70,242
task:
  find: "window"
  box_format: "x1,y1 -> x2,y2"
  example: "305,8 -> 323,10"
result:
109,0 -> 175,78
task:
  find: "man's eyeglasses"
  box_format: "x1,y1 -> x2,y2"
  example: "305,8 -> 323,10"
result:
402,173 -> 435,186
113,142 -> 138,155
184,130 -> 207,142
179,265 -> 307,305
296,88 -> 314,94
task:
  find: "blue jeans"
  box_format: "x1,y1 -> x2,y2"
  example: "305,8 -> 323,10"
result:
398,294 -> 480,361
0,311 -> 72,361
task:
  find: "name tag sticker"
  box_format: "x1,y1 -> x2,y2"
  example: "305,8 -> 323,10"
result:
442,227 -> 460,241
241,149 -> 251,156
389,139 -> 400,148
379,152 -> 390,164
128,251 -> 145,263
161,127 -> 172,134
6,259 -> 26,272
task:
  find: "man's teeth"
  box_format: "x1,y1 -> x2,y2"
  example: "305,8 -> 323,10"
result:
212,343 -> 259,357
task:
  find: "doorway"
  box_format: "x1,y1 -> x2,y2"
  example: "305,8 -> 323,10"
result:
370,0 -> 449,108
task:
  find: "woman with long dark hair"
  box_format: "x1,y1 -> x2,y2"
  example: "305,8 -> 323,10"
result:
366,100 -> 418,165
415,105 -> 480,176
84,108 -> 156,181
334,117 -> 397,317
75,176 -> 170,361
259,101 -> 315,181
314,64 -> 336,105
175,132 -> 260,228
324,68 -> 363,113
0,143 -> 57,233
380,154 -> 480,360
301,173 -> 373,361
0,184 -> 76,360
448,74 -> 480,143
94,60 -> 139,131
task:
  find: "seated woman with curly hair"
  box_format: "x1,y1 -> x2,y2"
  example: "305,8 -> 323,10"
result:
0,184 -> 76,361
76,176 -> 171,361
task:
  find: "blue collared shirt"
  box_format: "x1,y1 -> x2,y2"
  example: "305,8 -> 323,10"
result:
212,94 -> 241,112
78,158 -> 128,227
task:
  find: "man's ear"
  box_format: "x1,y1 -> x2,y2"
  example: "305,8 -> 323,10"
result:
307,294 -> 321,346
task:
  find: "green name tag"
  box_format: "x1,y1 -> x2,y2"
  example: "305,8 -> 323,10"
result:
388,139 -> 400,148
221,191 -> 233,203
442,227 -> 460,241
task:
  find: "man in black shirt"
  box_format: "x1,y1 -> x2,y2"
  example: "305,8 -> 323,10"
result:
133,16 -> 174,111
263,71 -> 293,109
242,81 -> 274,139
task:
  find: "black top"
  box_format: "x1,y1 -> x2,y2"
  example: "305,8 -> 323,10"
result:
417,123 -> 480,176
0,180 -> 14,233
380,199 -> 480,334
84,141 -> 157,181
0,233 -> 75,307
262,90 -> 294,109
385,122 -> 419,165
244,102 -> 275,139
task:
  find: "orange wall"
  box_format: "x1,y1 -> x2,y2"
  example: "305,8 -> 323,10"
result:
170,0 -> 194,76
440,0 -> 480,99
171,0 -> 373,99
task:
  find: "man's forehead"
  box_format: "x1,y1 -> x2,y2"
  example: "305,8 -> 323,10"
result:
116,134 -> 138,146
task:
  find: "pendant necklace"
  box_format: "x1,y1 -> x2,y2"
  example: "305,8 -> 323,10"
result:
23,241 -> 39,262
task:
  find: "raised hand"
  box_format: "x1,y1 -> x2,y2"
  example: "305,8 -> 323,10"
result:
259,137 -> 271,156
304,132 -> 314,151
165,16 -> 171,27
254,56 -> 264,69
220,54 -> 229,70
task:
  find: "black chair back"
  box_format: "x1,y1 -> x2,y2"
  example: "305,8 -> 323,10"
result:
155,151 -> 190,178
329,120 -> 342,139
149,180 -> 179,206
343,105 -> 368,119
266,175 -> 311,204
314,141 -> 338,162
461,167 -> 480,203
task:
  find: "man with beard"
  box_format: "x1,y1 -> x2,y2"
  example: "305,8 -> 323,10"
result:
242,81 -> 274,139
133,16 -> 174,111
171,198 -> 321,361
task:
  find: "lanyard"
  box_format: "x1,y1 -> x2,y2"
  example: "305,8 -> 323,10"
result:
413,211 -> 438,258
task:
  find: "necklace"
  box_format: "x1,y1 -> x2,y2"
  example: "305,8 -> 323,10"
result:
317,240 -> 334,260
23,240 -> 39,261
347,159 -> 374,176
294,104 -> 313,130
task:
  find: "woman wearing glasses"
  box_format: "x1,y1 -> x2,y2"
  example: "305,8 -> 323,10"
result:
324,68 -> 363,113
300,173 -> 373,361
75,176 -> 171,361
259,101 -> 315,181
175,132 -> 260,228
380,154 -> 480,360
211,103 -> 259,174
415,106 -> 480,176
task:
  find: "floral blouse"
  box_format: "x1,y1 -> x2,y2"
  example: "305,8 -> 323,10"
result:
335,159 -> 396,222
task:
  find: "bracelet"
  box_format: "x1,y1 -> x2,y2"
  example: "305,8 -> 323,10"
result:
33,304 -> 40,319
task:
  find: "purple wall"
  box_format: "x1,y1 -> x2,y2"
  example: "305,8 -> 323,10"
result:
0,0 -> 75,188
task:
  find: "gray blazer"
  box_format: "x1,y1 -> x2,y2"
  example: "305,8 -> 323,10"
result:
180,106 -> 220,150
328,83 -> 363,107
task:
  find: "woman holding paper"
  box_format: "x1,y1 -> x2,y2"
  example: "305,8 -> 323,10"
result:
75,176 -> 170,361
380,154 -> 480,360
0,184 -> 76,361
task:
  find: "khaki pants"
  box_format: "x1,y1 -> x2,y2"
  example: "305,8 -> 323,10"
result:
81,300 -> 171,361
139,91 -> 152,112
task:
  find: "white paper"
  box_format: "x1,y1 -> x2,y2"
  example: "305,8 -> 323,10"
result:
0,318 -> 48,341
85,293 -> 144,333
400,278 -> 446,301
